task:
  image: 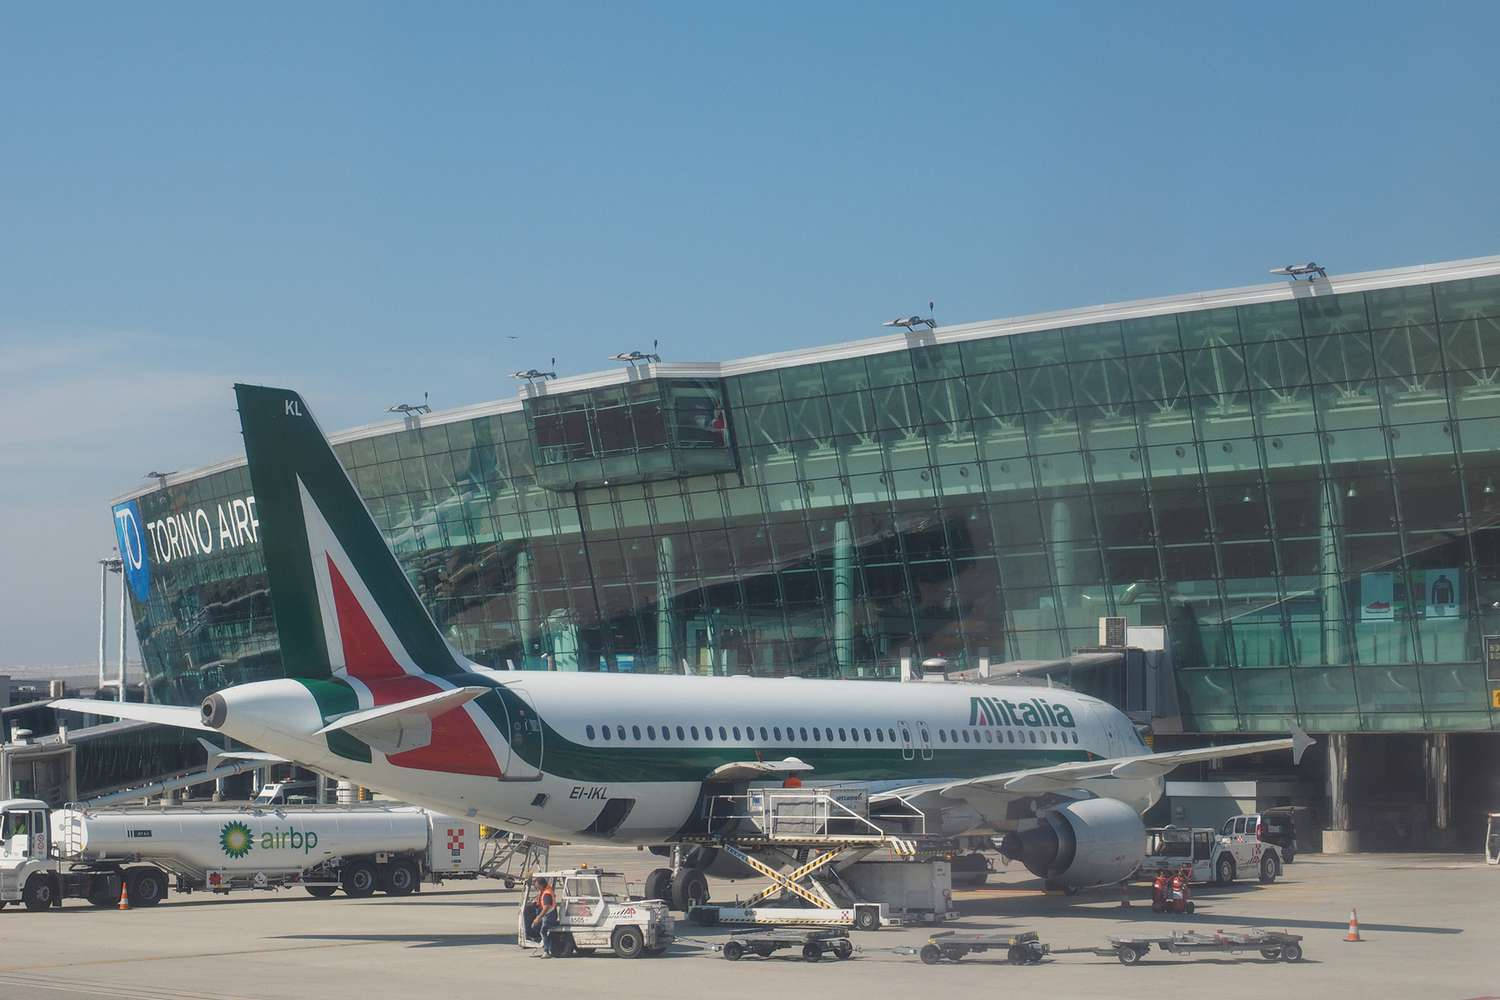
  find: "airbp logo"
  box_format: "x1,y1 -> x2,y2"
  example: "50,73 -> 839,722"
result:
219,821 -> 254,859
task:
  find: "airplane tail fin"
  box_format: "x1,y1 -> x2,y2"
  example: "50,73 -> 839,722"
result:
234,384 -> 470,683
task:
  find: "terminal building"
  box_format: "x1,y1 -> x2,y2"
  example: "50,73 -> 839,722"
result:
109,255 -> 1500,850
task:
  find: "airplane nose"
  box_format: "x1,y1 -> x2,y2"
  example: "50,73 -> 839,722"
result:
201,694 -> 227,729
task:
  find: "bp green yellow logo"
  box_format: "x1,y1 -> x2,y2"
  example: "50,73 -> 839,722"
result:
219,821 -> 254,859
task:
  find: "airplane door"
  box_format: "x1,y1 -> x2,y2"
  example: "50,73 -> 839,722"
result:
915,721 -> 934,761
503,687 -> 545,781
897,720 -> 915,761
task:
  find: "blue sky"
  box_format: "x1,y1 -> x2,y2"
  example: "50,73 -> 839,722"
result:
2,1 -> 1497,668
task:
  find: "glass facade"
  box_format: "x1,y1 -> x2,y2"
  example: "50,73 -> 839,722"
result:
117,262 -> 1500,733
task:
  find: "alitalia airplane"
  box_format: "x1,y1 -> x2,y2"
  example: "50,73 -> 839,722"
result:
58,385 -> 1311,901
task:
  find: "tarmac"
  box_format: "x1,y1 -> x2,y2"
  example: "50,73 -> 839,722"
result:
0,847 -> 1492,1000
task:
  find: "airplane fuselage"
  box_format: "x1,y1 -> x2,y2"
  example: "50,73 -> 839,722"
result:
206,670 -> 1164,845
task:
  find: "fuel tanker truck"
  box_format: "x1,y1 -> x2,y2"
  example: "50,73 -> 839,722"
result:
0,797 -> 493,910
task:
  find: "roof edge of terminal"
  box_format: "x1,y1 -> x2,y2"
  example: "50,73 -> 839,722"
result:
111,252 -> 1500,504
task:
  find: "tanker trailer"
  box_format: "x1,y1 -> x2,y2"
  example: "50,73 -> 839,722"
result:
0,798 -> 486,910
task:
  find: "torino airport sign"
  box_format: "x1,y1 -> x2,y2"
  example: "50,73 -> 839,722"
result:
111,495 -> 260,601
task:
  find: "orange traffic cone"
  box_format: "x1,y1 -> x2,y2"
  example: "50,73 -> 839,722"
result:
1344,907 -> 1362,941
118,880 -> 130,911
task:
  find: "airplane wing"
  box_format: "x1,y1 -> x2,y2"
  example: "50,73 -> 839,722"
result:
708,757 -> 813,782
51,699 -> 212,731
872,726 -> 1314,813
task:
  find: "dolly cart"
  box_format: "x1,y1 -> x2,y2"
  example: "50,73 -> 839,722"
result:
1064,930 -> 1304,966
720,928 -> 854,962
917,930 -> 1047,965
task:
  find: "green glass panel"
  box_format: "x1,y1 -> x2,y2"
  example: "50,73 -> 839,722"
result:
960,336 -> 1014,373
778,363 -> 826,400
866,351 -> 915,388
1237,299 -> 1303,343
1367,283 -> 1436,329
1122,314 -> 1181,356
1299,291 -> 1369,338
1175,671 -> 1238,719
1178,306 -> 1240,349
1435,274 -> 1500,322
1011,330 -> 1066,369
911,342 -> 965,381
1372,324 -> 1442,378
1063,321 -> 1125,360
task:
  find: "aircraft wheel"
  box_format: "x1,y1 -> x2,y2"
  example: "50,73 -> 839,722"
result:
670,869 -> 709,911
643,867 -> 673,903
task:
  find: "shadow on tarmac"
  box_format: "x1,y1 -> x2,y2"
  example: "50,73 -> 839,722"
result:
276,932 -> 510,949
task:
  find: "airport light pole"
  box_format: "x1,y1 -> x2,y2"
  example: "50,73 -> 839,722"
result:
98,557 -> 125,701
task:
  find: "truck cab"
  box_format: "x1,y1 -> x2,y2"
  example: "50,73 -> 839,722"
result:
0,798 -> 58,910
517,868 -> 673,958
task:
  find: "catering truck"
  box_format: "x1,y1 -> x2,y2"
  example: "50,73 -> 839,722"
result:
0,797 -> 490,910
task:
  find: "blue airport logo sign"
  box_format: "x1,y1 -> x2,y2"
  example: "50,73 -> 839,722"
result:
112,499 -> 151,602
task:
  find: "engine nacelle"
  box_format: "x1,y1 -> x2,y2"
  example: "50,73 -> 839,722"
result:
999,798 -> 1145,889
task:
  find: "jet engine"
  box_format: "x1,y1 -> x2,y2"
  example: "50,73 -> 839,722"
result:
998,797 -> 1145,890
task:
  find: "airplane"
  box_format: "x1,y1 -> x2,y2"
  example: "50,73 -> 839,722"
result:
57,384 -> 1313,906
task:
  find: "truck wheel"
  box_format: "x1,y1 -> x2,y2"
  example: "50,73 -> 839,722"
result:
853,906 -> 881,932
1117,945 -> 1140,966
1259,855 -> 1279,884
382,861 -> 419,897
611,925 -> 645,959
551,932 -> 576,958
87,876 -> 119,908
305,884 -> 338,899
801,943 -> 822,962
919,944 -> 943,964
1281,942 -> 1303,962
670,869 -> 709,911
341,861 -> 378,899
22,875 -> 54,912
126,868 -> 167,907
643,867 -> 673,902
722,941 -> 745,961
1215,856 -> 1235,886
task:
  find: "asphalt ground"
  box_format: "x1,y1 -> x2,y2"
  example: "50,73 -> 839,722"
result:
0,847 -> 1492,1000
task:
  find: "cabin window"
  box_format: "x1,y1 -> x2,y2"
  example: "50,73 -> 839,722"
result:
718,726 -> 728,740
851,728 -> 860,742
938,730 -> 947,743
1072,732 -> 1079,744
1008,731 -> 1016,743
900,727 -> 910,744
660,724 -> 671,741
888,728 -> 897,743
760,727 -> 769,740
773,726 -> 782,740
1029,731 -> 1036,743
1049,731 -> 1058,744
875,728 -> 884,743
632,726 -> 642,740
676,726 -> 685,740
690,726 -> 700,739
646,726 -> 656,740
838,728 -> 846,741
984,730 -> 994,744
732,726 -> 741,740
799,727 -> 809,741
961,730 -> 971,744
586,725 -> 596,740
825,728 -> 834,742
704,726 -> 714,741
812,728 -> 821,742
863,728 -> 873,742
600,725 -> 610,741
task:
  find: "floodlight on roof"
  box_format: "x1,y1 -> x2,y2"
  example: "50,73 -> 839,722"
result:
387,392 -> 431,416
612,340 -> 662,364
884,310 -> 936,331
513,358 -> 558,382
1269,261 -> 1327,281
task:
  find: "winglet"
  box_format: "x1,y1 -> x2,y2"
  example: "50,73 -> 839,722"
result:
1291,724 -> 1316,765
